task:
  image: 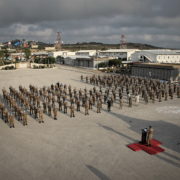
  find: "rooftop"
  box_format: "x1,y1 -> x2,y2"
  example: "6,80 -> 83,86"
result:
100,49 -> 139,53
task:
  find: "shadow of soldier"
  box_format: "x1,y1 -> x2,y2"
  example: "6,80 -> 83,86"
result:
86,165 -> 111,180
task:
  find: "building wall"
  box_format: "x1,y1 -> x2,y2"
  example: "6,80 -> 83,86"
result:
131,65 -> 180,81
15,62 -> 31,69
99,51 -> 127,59
76,50 -> 96,57
157,55 -> 180,63
131,51 -> 180,64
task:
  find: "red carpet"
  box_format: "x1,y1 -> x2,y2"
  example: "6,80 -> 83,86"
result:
127,139 -> 165,155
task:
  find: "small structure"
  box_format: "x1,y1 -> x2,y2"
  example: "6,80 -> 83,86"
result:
45,47 -> 56,52
57,55 -> 114,69
31,51 -> 49,59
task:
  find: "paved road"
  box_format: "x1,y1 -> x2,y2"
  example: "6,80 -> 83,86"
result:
0,66 -> 180,180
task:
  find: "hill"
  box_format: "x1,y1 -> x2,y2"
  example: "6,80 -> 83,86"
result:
62,42 -> 163,51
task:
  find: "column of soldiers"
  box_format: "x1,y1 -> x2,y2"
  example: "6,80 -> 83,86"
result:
2,87 -> 28,126
0,101 -> 15,128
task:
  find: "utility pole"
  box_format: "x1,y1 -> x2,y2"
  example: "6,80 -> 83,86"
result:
120,34 -> 127,49
55,32 -> 62,51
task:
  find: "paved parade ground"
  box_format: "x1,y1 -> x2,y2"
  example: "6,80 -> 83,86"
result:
0,65 -> 180,180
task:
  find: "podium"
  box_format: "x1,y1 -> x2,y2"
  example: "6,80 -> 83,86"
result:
141,129 -> 147,144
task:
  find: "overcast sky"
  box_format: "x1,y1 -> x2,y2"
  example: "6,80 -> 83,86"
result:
0,0 -> 180,48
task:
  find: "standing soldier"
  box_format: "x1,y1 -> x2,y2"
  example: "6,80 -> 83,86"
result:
84,102 -> 89,115
53,106 -> 58,120
89,97 -> 93,110
92,95 -> 96,105
134,93 -> 140,105
86,76 -> 88,83
43,101 -> 47,113
76,99 -> 80,112
34,107 -> 38,119
39,109 -> 44,123
158,90 -> 162,102
164,90 -> 168,101
37,97 -> 40,107
170,90 -> 173,99
70,97 -> 75,105
169,87 -> 173,99
30,104 -> 34,115
63,101 -> 68,114
9,114 -> 15,128
152,91 -> 155,103
129,96 -> 132,107
107,99 -> 111,112
22,112 -> 28,126
58,99 -> 63,111
110,95 -> 114,106
4,109 -> 8,123
70,104 -> 75,118
144,94 -> 149,104
48,104 -> 52,116
119,98 -> 123,109
52,96 -> 55,106
96,100 -> 101,113
0,104 -> 5,119
146,126 -> 154,146
104,94 -> 107,104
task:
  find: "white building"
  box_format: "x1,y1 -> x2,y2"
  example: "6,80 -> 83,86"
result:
131,49 -> 180,64
75,50 -> 97,57
10,52 -> 25,61
49,51 -> 76,58
45,47 -> 56,51
99,49 -> 139,61
31,45 -> 38,49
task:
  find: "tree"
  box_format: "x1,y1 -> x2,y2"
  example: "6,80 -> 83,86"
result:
4,49 -> 9,60
24,48 -> 31,60
15,57 -> 20,63
0,50 -> 4,59
34,57 -> 41,63
108,59 -> 122,67
34,57 -> 56,65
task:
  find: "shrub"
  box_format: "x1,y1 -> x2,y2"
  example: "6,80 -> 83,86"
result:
2,65 -> 15,70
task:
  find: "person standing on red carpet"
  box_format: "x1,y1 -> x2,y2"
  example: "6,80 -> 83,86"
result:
147,126 -> 154,146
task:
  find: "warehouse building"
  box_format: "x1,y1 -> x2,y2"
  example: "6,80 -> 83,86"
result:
99,49 -> 139,61
131,49 -> 180,64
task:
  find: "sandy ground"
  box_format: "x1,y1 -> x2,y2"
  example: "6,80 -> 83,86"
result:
0,65 -> 180,180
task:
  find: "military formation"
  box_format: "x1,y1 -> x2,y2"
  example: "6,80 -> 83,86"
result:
0,73 -> 179,128
81,74 -> 180,110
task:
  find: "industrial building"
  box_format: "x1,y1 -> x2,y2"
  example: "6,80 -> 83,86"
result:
99,49 -> 139,61
56,54 -> 113,69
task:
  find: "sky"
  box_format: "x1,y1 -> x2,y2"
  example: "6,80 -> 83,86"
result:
0,0 -> 180,48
